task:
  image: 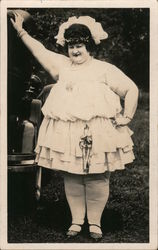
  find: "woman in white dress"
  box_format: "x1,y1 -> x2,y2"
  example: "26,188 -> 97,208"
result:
11,13 -> 139,240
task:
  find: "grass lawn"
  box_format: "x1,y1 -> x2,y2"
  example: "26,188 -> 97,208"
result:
8,93 -> 149,243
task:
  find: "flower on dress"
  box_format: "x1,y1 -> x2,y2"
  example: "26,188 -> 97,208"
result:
55,16 -> 108,46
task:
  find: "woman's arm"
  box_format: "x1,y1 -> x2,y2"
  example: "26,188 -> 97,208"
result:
10,12 -> 65,77
106,63 -> 139,125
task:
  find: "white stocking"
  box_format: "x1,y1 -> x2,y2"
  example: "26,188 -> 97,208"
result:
64,172 -> 110,228
64,173 -> 86,225
85,173 -> 110,227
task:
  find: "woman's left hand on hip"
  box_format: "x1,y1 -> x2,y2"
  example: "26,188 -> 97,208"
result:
115,117 -> 131,126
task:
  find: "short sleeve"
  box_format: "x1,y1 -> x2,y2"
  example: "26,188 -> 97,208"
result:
105,64 -> 137,98
105,63 -> 139,119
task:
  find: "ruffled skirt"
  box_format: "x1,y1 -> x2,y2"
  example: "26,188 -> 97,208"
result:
35,116 -> 135,174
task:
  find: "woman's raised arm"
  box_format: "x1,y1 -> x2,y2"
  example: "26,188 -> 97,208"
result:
10,11 -> 65,77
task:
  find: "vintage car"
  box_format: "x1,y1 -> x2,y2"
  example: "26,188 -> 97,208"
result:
7,9 -> 45,213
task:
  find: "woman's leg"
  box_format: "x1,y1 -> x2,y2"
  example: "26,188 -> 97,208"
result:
64,173 -> 86,225
85,172 -> 110,228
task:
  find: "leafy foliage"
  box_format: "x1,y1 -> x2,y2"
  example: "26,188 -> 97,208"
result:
24,8 -> 149,90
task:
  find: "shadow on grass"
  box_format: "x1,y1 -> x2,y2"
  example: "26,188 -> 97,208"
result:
8,196 -> 123,243
8,163 -> 149,243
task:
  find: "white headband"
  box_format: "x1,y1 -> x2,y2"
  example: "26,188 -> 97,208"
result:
55,16 -> 108,46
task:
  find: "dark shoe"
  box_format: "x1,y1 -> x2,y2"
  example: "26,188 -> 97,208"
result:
66,224 -> 82,238
89,224 -> 102,241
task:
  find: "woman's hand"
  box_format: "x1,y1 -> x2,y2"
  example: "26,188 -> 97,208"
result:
10,11 -> 24,32
115,117 -> 131,126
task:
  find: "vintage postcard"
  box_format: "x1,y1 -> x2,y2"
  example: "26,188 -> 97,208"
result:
0,0 -> 158,250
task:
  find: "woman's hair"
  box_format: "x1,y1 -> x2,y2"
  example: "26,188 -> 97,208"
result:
64,23 -> 96,53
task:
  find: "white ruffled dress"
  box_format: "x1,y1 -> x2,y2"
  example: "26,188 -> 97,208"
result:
35,57 -> 136,174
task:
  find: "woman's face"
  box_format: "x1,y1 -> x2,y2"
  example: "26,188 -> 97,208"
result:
68,43 -> 90,64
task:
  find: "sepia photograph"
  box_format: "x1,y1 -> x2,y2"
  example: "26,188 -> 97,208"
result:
0,0 -> 158,250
